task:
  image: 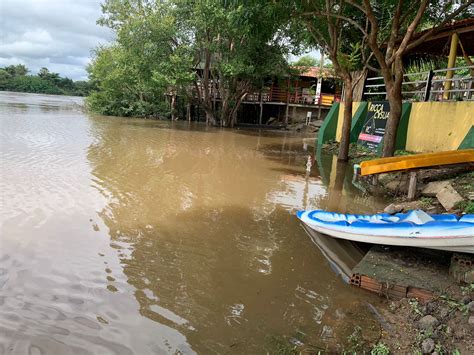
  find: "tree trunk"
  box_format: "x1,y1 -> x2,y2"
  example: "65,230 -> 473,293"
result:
220,97 -> 229,127
186,103 -> 191,121
382,57 -> 404,157
171,94 -> 176,120
205,109 -> 216,125
202,47 -> 214,125
383,84 -> 402,157
338,76 -> 353,162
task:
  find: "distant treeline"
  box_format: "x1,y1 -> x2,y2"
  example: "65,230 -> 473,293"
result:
0,64 -> 93,97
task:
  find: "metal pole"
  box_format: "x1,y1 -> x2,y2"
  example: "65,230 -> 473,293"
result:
423,70 -> 434,102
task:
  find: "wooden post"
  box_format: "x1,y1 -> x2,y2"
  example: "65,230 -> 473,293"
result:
408,171 -> 417,200
285,80 -> 290,125
186,103 -> 191,121
443,33 -> 459,100
423,70 -> 434,102
171,94 -> 176,120
317,51 -> 324,119
259,91 -> 263,125
371,175 -> 378,186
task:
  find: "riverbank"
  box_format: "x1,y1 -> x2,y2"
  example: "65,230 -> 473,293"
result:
317,142 -> 474,353
268,280 -> 474,353
322,141 -> 473,214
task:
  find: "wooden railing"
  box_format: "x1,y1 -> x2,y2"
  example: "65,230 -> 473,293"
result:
192,82 -> 339,107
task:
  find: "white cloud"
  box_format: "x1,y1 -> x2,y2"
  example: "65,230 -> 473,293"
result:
0,0 -> 113,80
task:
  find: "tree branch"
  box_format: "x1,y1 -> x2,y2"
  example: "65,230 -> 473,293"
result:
301,11 -> 368,36
406,0 -> 474,52
386,0 -> 405,62
390,0 -> 429,64
361,0 -> 390,73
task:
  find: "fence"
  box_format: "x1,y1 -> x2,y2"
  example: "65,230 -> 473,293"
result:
194,82 -> 340,106
363,65 -> 474,102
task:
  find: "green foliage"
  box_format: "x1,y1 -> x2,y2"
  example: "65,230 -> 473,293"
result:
264,335 -> 298,355
370,342 -> 390,355
408,299 -> 423,317
4,64 -> 29,77
420,197 -> 434,209
293,55 -> 318,67
0,65 -> 93,96
337,42 -> 363,72
89,0 -> 300,123
454,201 -> 474,214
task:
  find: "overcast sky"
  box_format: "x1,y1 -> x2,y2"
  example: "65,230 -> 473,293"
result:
0,0 -> 114,81
0,0 -> 320,81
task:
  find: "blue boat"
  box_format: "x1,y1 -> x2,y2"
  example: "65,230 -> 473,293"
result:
296,210 -> 474,254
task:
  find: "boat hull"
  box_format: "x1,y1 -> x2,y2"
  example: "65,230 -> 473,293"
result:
297,210 -> 474,254
301,222 -> 474,254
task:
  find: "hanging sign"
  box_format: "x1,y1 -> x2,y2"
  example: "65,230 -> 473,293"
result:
357,101 -> 390,151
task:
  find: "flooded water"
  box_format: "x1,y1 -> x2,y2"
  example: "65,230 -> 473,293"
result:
0,92 -> 389,354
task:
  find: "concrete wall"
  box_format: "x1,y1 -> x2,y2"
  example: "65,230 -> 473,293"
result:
332,101 -> 473,152
335,102 -> 362,142
289,106 -> 329,123
406,102 -> 474,152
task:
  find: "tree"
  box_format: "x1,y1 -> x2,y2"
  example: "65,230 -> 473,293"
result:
344,0 -> 473,156
93,0 -> 297,125
175,0 -> 295,127
293,55 -> 318,67
4,64 -> 28,77
89,0 -> 182,117
293,0 -> 371,161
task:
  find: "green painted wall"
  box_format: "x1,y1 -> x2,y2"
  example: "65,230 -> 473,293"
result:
458,126 -> 474,149
349,102 -> 368,143
316,103 -> 339,150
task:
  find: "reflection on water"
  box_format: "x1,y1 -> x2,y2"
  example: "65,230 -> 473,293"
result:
0,92 -> 388,353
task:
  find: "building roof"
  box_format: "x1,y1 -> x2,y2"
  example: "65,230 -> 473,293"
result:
405,17 -> 474,56
290,66 -> 335,79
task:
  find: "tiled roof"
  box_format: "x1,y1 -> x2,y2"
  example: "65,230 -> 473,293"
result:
290,66 -> 335,78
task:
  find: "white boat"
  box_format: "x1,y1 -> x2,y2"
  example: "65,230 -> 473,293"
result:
296,210 -> 474,254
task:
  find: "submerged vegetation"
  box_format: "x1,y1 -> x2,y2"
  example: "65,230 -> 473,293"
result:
0,64 -> 92,96
87,0 -> 301,124
86,0 -> 471,159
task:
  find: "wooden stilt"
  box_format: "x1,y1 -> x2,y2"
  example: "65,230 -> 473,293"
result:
443,33 -> 459,100
371,175 -> 378,186
407,171 -> 417,200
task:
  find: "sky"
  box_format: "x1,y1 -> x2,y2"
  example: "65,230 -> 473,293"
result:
0,0 -> 320,82
0,0 -> 114,81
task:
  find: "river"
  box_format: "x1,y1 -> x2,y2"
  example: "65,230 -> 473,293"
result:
0,92 -> 389,354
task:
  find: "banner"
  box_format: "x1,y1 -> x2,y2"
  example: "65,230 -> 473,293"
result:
357,101 -> 390,151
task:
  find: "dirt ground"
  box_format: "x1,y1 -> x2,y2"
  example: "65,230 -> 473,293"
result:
379,284 -> 474,354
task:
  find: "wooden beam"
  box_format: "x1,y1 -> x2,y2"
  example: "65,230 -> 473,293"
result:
443,32 -> 459,100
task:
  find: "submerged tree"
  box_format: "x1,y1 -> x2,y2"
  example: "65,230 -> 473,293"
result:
178,0 -> 295,127
88,0 -> 181,117
293,0 -> 371,161
89,0 -> 298,125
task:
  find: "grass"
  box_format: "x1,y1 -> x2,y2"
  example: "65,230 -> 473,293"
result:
454,200 -> 474,214
420,197 -> 434,209
370,342 -> 390,355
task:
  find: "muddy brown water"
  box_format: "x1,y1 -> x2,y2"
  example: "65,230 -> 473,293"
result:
0,92 -> 389,354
